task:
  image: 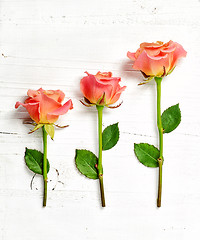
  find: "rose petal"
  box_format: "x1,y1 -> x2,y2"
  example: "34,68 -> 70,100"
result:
28,88 -> 65,103
140,41 -> 164,49
48,99 -> 73,116
170,42 -> 187,70
95,71 -> 112,79
25,97 -> 40,104
43,90 -> 65,103
161,42 -> 176,54
96,75 -> 121,96
80,74 -> 113,104
138,41 -> 166,57
127,51 -> 137,61
15,101 -> 40,123
109,86 -> 126,105
128,40 -> 186,76
27,89 -> 41,98
93,72 -> 121,98
132,50 -> 171,76
81,72 -> 125,106
33,92 -> 61,123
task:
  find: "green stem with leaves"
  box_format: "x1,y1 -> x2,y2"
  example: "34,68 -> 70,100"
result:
96,105 -> 105,207
42,126 -> 48,207
155,77 -> 163,207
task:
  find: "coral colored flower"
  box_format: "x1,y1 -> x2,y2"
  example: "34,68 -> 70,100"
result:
80,71 -> 126,106
15,88 -> 73,124
127,40 -> 187,77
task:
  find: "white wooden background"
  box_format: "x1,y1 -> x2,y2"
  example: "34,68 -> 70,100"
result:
0,0 -> 200,239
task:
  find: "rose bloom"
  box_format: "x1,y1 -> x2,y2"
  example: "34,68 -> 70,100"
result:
127,40 -> 187,77
80,71 -> 126,106
15,88 -> 73,124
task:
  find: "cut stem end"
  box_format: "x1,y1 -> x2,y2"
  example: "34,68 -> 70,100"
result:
99,175 -> 106,207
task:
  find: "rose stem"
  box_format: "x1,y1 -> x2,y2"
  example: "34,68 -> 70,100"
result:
96,105 -> 105,207
42,126 -> 48,207
155,77 -> 163,208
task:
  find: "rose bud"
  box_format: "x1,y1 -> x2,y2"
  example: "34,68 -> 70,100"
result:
80,71 -> 126,107
127,40 -> 187,77
15,88 -> 73,124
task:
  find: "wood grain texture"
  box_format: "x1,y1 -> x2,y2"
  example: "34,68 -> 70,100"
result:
0,0 -> 200,239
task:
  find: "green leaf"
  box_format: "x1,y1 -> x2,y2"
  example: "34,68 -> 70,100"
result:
44,124 -> 55,140
24,148 -> 50,175
75,149 -> 98,179
161,104 -> 181,133
102,123 -> 119,151
134,143 -> 160,168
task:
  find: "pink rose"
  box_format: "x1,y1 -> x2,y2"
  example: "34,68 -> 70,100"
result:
127,40 -> 187,77
80,71 -> 126,106
15,88 -> 73,124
